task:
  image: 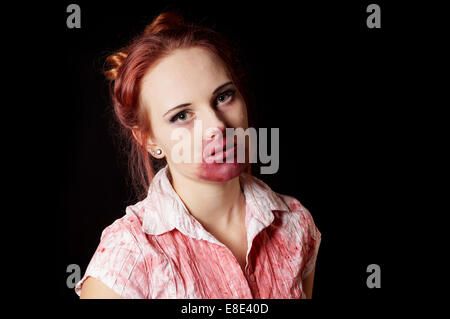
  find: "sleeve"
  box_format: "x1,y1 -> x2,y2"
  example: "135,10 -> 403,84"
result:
74,220 -> 149,299
300,206 -> 321,280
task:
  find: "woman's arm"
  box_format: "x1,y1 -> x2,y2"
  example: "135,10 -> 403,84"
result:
302,265 -> 316,299
80,277 -> 123,299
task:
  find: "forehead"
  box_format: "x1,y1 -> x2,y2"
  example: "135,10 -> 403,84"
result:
140,47 -> 231,113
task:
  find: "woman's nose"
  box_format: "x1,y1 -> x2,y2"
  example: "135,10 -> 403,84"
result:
202,108 -> 227,140
207,126 -> 226,141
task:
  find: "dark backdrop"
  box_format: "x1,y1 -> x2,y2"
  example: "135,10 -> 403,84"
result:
53,0 -> 412,302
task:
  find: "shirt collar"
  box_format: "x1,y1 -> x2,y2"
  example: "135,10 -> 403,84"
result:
141,164 -> 290,245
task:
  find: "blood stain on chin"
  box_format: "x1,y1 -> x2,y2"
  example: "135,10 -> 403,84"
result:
197,162 -> 247,182
197,140 -> 249,182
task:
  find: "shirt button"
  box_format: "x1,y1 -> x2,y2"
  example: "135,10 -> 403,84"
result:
249,274 -> 256,282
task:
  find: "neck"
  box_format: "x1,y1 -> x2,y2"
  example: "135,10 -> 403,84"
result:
169,168 -> 246,231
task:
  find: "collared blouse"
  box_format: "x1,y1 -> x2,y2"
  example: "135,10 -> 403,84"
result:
75,165 -> 321,299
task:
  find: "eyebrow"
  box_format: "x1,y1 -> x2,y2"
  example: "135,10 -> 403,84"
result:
163,81 -> 233,117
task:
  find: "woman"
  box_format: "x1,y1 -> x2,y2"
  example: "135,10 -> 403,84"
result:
75,11 -> 321,299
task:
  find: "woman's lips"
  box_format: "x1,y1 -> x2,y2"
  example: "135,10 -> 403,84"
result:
207,143 -> 238,162
211,141 -> 234,155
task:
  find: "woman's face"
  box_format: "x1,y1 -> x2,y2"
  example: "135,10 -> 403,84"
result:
139,46 -> 250,183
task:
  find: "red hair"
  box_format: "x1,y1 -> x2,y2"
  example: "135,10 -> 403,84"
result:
105,11 -> 253,201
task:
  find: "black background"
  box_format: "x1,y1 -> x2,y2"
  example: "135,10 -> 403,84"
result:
42,0 -> 430,307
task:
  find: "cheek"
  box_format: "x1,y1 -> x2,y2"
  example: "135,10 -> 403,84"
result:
226,102 -> 248,127
163,128 -> 193,162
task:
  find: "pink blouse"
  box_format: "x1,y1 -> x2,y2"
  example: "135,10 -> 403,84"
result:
74,165 -> 321,299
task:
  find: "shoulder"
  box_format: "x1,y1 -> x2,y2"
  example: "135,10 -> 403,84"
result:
95,204 -> 145,253
75,203 -> 164,298
274,193 -> 321,242
98,202 -> 168,263
274,193 -> 322,278
277,194 -> 314,222
100,206 -> 142,244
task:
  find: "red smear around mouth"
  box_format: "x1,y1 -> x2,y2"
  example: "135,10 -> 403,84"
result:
197,134 -> 248,182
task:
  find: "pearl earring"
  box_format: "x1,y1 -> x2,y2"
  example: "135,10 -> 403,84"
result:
152,149 -> 162,156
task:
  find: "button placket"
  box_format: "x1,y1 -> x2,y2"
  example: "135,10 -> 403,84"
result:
246,264 -> 256,284
246,268 -> 260,298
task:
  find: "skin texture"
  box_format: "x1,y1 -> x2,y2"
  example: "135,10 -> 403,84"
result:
81,46 -> 315,299
303,266 -> 316,299
80,277 -> 122,299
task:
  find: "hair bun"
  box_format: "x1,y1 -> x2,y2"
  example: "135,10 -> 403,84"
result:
104,11 -> 185,81
143,11 -> 185,36
105,51 -> 128,81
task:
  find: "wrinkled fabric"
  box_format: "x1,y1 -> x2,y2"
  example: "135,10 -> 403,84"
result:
75,165 -> 321,299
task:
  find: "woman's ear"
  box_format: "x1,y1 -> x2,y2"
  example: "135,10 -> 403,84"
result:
131,126 -> 165,159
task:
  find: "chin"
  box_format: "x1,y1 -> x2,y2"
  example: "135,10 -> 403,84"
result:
196,162 -> 248,183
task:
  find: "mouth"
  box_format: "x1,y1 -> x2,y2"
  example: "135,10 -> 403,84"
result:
210,142 -> 236,157
206,142 -> 238,163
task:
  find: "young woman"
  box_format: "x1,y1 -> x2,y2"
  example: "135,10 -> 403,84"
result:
75,11 -> 321,299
